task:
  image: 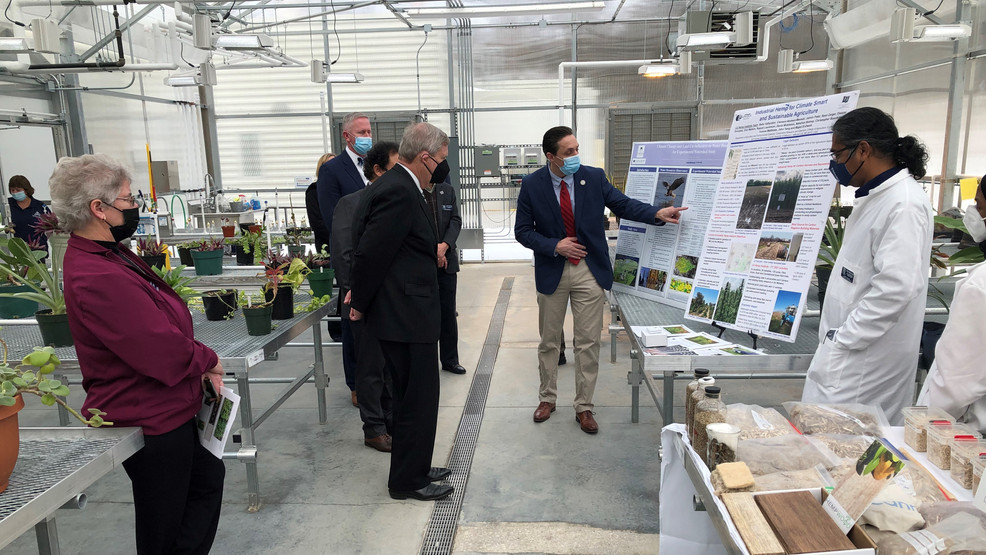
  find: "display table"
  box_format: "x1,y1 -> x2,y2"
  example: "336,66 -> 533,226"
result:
0,292 -> 335,512
0,427 -> 143,555
659,423 -> 975,555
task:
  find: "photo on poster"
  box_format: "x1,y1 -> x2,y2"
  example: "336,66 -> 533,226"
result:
662,325 -> 694,335
673,255 -> 699,279
755,231 -> 804,262
638,267 -> 668,292
712,277 -> 745,325
613,253 -> 640,286
688,287 -> 720,319
769,290 -> 802,336
737,178 -> 773,230
764,169 -> 804,224
669,278 -> 693,294
654,173 -> 687,208
726,241 -> 757,273
723,148 -> 742,180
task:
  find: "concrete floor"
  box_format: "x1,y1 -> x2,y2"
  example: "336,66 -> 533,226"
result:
6,261 -> 805,554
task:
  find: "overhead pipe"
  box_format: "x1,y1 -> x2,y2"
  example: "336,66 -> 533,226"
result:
9,63 -> 179,75
28,5 -> 126,71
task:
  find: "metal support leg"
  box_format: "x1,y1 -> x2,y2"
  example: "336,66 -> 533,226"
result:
628,351 -> 641,423
662,371 -> 675,425
34,515 -> 60,555
235,371 -> 261,513
312,322 -> 328,424
609,297 -> 619,363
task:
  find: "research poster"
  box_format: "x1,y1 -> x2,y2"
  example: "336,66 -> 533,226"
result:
683,91 -> 860,342
611,141 -> 729,309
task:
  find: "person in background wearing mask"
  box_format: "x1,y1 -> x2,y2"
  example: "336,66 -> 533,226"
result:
306,152 -> 336,254
919,175 -> 986,435
331,141 -> 400,452
318,111 -> 372,406
6,175 -> 51,250
514,126 -> 686,434
802,107 -> 933,425
51,154 -> 225,554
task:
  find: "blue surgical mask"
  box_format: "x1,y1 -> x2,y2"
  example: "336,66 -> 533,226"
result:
557,154 -> 581,177
828,146 -> 861,186
11,192 -> 26,201
353,137 -> 372,156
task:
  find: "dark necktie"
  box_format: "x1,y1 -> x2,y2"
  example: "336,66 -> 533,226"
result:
357,157 -> 363,166
559,180 -> 579,265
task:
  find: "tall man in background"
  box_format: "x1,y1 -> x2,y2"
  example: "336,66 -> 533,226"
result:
319,112 -> 372,407
515,126 -> 685,434
425,178 -> 465,375
349,122 -> 454,501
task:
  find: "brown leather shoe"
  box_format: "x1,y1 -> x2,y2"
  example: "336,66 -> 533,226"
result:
533,402 -> 556,423
351,391 -> 358,407
576,410 -> 599,434
364,434 -> 392,452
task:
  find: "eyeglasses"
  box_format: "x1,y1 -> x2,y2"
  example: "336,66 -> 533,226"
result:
112,194 -> 142,207
830,144 -> 857,162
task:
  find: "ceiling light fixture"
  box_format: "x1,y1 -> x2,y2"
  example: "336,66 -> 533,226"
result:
310,60 -> 364,83
403,1 -> 605,18
676,31 -> 737,50
213,33 -> 274,50
164,62 -> 217,87
777,49 -> 834,73
638,63 -> 678,78
889,7 -> 972,43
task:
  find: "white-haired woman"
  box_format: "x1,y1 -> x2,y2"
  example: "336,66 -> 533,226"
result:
51,154 -> 225,554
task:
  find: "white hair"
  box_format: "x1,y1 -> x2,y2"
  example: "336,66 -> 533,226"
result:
399,122 -> 449,161
49,154 -> 132,233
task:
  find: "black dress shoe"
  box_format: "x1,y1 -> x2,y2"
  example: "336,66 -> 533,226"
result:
389,483 -> 453,501
427,467 -> 452,481
442,364 -> 466,375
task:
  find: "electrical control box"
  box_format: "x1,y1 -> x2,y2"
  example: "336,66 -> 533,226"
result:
503,148 -> 521,167
474,146 -> 501,177
522,147 -> 543,166
151,161 -> 180,194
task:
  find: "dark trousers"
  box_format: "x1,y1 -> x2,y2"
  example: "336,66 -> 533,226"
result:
351,316 -> 393,438
378,339 -> 440,492
437,271 -> 459,368
340,304 -> 357,391
122,419 -> 225,555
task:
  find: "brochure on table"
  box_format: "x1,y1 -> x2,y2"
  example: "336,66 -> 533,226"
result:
197,385 -> 241,459
612,141 -> 729,309
683,91 -> 860,343
630,324 -> 765,357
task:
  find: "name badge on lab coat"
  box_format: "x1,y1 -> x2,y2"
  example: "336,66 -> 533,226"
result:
841,267 -> 855,283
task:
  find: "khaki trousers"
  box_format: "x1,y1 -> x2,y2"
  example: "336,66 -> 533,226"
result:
536,260 -> 606,413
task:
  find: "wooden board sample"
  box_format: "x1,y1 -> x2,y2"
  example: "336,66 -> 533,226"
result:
721,493 -> 785,555
755,491 -> 857,554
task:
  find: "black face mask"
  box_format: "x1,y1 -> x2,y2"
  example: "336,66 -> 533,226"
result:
104,204 -> 140,242
427,158 -> 451,184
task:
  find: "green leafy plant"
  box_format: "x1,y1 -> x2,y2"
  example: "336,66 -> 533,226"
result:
239,288 -> 273,308
0,338 -> 111,426
817,202 -> 849,269
151,264 -> 199,304
284,227 -> 312,247
296,293 -> 331,313
136,238 -> 168,256
0,237 -> 66,314
303,245 -> 331,270
264,251 -> 310,292
194,237 -> 226,252
235,227 -> 265,255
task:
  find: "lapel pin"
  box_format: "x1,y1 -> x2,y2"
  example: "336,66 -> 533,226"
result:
580,180 -> 586,186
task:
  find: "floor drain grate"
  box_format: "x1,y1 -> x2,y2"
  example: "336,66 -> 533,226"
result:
419,276 -> 513,555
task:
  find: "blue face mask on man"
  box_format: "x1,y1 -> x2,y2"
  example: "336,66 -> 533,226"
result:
353,137 -> 372,156
11,191 -> 26,201
829,145 -> 861,186
555,154 -> 581,177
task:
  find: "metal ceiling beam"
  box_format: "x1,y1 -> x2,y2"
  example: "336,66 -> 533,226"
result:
895,0 -> 945,25
382,1 -> 414,28
233,0 -> 379,32
78,3 -> 158,62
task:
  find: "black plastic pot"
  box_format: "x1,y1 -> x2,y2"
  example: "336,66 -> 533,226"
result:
36,310 -> 73,347
234,244 -> 255,266
178,247 -> 195,267
265,284 -> 294,320
815,266 -> 832,311
140,254 -> 167,270
202,290 -> 237,321
243,305 -> 273,336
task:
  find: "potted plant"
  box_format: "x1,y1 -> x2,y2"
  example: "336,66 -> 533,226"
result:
238,290 -> 273,335
151,264 -> 199,304
136,238 -> 169,269
0,340 -> 111,493
815,201 -> 851,309
304,246 -> 335,298
189,237 -> 226,276
32,212 -> 69,280
201,289 -> 237,321
220,217 -> 236,238
0,239 -> 45,318
0,237 -> 72,346
176,240 -> 200,267
263,250 -> 310,320
233,227 -> 264,266
284,226 -> 312,258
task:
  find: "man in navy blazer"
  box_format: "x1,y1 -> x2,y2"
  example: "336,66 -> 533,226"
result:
319,112 -> 372,405
515,126 -> 685,434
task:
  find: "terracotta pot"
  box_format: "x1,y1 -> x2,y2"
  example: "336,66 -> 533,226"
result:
0,394 -> 25,494
221,225 -> 236,238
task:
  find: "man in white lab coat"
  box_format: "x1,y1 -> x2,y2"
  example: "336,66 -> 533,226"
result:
802,107 -> 934,425
920,178 -> 986,434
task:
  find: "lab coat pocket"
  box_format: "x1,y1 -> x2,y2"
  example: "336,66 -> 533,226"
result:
807,340 -> 851,392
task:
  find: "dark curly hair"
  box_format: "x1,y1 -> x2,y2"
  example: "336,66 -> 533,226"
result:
832,107 -> 929,179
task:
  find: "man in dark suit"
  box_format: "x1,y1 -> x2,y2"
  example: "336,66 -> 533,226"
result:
330,141 -> 400,453
423,178 -> 465,375
349,122 -> 454,502
515,126 -> 685,434
319,112 -> 372,406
